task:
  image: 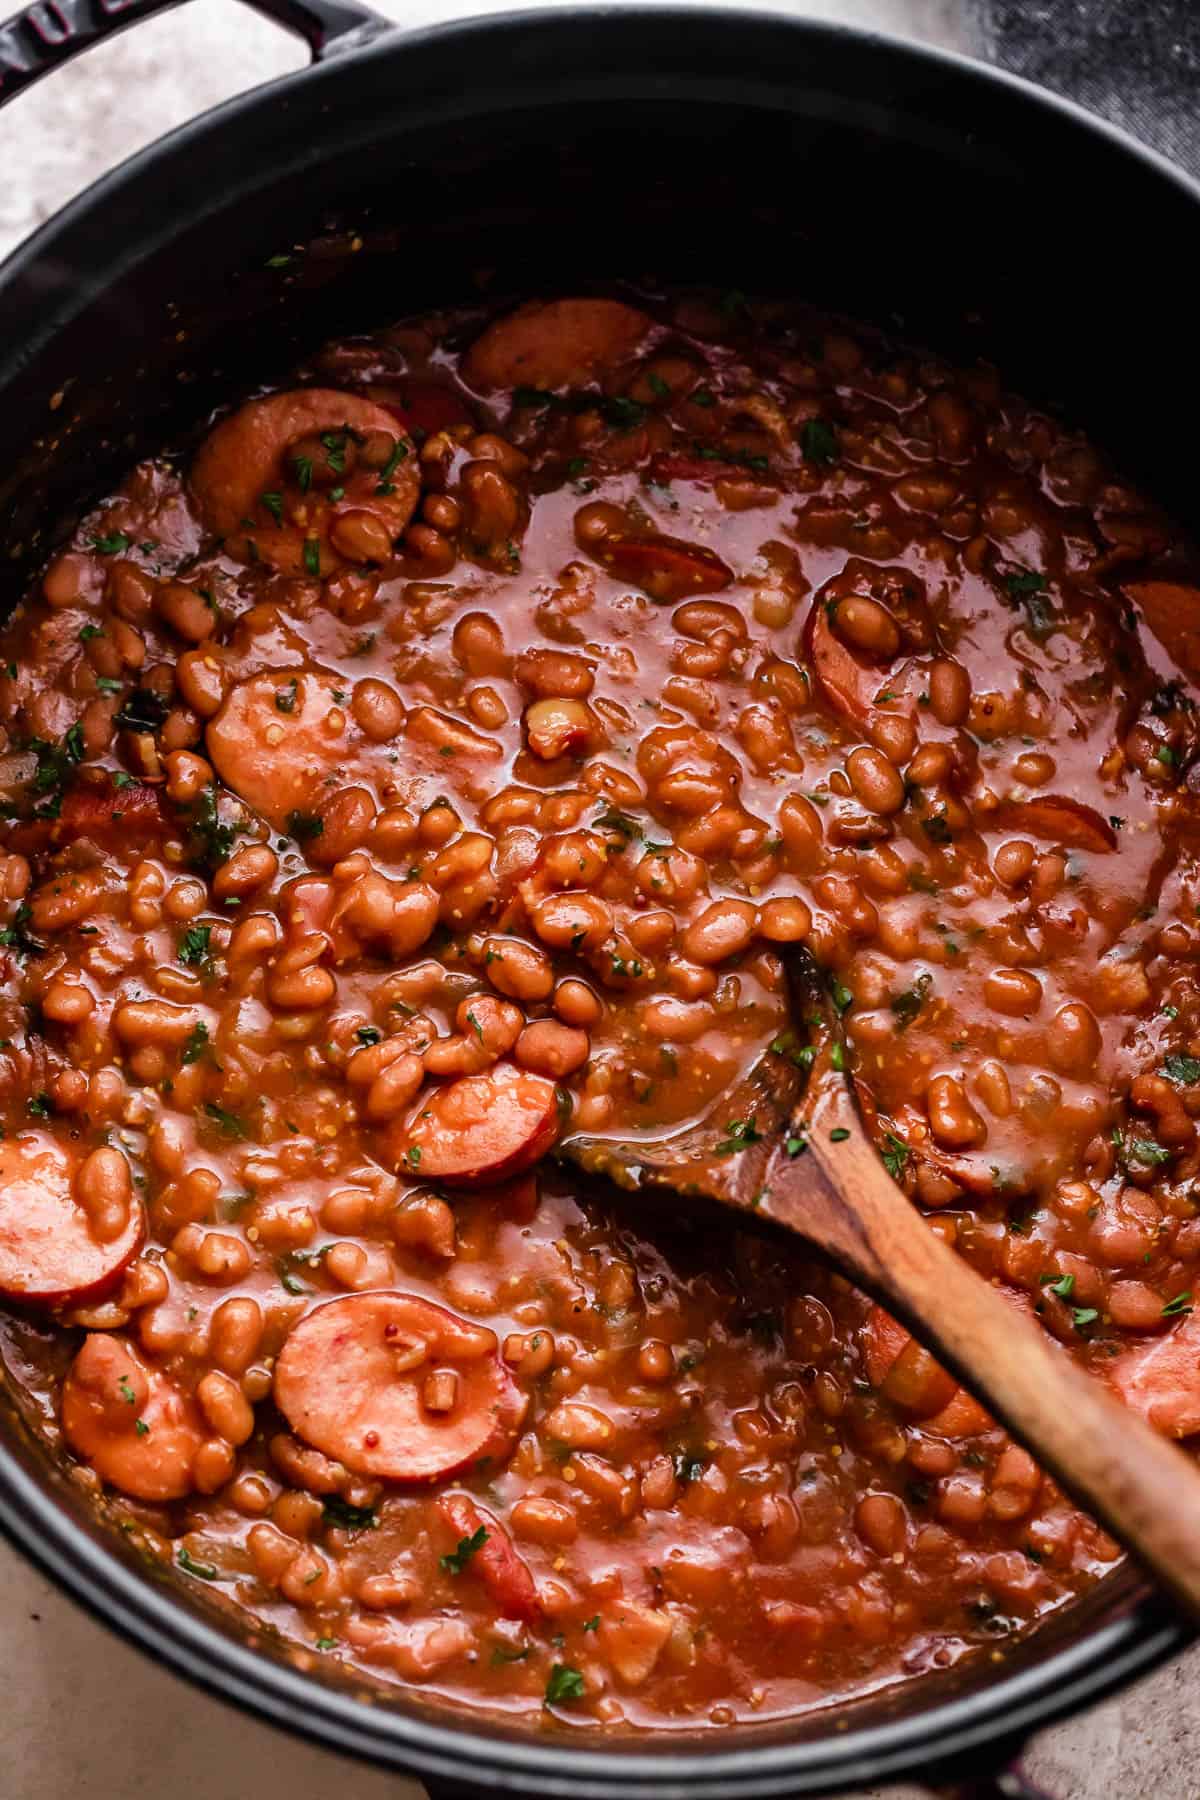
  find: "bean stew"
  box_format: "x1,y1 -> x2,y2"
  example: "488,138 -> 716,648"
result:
1,288 -> 1199,1730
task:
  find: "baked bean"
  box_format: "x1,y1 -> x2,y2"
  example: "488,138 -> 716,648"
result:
870,711 -> 917,764
210,1297 -> 264,1376
392,1193 -> 456,1258
198,1369 -> 255,1445
156,582 -> 217,642
984,968 -> 1042,1017
451,610 -> 508,676
831,595 -> 901,659
846,745 -> 906,815
514,1020 -> 590,1077
43,978 -> 94,1024
478,936 -> 554,1001
756,896 -> 813,943
172,1225 -> 252,1283
511,1495 -> 578,1545
553,977 -> 602,1028
74,1146 -> 133,1242
1046,1002 -> 1101,1075
177,649 -> 227,717
330,509 -> 394,564
515,647 -> 595,698
113,1000 -> 199,1047
926,1074 -> 987,1149
351,677 -> 406,741
531,890 -> 612,952
994,838 -> 1036,885
213,843 -> 278,897
681,899 -> 758,965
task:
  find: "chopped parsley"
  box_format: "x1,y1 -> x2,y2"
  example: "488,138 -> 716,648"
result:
181,1022 -> 211,1066
1163,1291 -> 1193,1318
90,532 -> 131,555
202,1101 -> 247,1140
114,687 -> 169,735
177,1546 -> 219,1580
274,678 -> 299,714
544,1664 -> 586,1706
801,418 -> 838,465
178,924 -> 213,969
890,971 -> 932,1031
322,1496 -> 379,1533
603,394 -> 647,431
715,1117 -> 762,1155
186,784 -> 239,874
260,491 -> 284,524
1163,1053 -> 1200,1087
302,538 -> 321,577
375,439 -> 409,494
881,1133 -> 909,1182
440,1525 -> 488,1575
286,810 -> 324,842
356,1025 -> 382,1046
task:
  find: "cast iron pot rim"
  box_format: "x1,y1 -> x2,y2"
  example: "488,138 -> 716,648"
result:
0,6 -> 1195,1790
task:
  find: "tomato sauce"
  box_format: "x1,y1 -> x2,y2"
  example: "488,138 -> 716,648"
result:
0,288 -> 1198,1729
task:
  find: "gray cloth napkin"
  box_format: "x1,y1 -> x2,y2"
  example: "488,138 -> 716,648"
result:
973,0 -> 1200,177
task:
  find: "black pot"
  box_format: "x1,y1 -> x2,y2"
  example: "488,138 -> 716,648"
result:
0,6 -> 1195,1795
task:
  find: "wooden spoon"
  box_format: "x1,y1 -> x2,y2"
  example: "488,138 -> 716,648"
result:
565,950 -> 1200,1619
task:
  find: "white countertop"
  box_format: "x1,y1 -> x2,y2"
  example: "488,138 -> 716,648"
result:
1,2 -> 1196,1794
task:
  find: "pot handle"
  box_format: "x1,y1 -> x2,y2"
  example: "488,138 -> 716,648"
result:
0,0 -> 390,109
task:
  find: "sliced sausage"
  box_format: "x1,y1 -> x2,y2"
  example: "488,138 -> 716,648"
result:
437,1492 -> 540,1620
389,1061 -> 560,1186
274,1292 -> 526,1482
8,776 -> 168,857
1112,1308 -> 1200,1437
190,388 -> 418,575
589,531 -> 734,604
62,1334 -> 205,1501
207,667 -> 358,830
992,796 -> 1117,855
0,1134 -> 144,1306
804,594 -> 906,731
464,298 -> 651,392
1124,580 -> 1200,685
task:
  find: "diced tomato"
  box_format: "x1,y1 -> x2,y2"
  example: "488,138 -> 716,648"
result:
992,796 -> 1117,855
372,378 -> 476,439
437,1493 -> 540,1621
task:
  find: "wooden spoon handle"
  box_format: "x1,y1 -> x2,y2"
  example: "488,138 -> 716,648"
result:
761,1081 -> 1200,1620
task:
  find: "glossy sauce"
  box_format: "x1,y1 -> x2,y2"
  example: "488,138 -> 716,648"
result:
0,288 -> 1199,1729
